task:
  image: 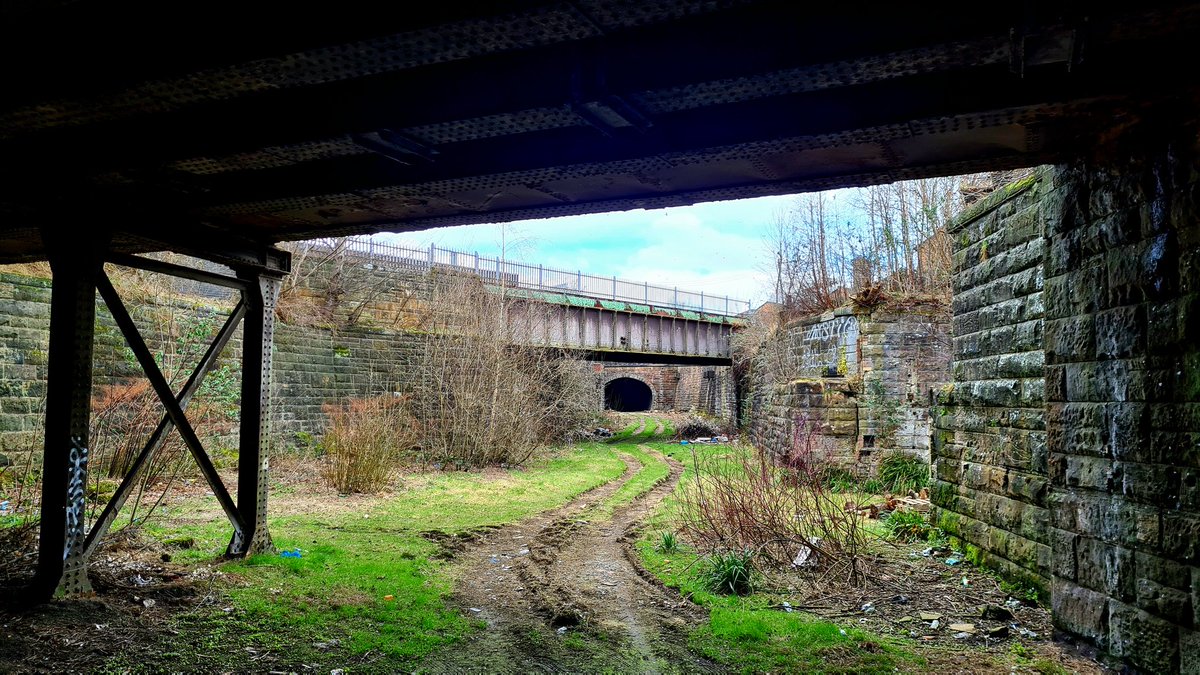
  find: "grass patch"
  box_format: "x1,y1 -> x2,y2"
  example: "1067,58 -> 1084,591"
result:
690,608 -> 900,674
137,444 -> 626,669
595,443 -> 670,514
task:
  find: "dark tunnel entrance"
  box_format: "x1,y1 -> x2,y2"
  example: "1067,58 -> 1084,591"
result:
604,377 -> 653,412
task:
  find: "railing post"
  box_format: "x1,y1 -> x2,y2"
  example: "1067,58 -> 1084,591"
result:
725,295 -> 729,314
577,270 -> 582,291
538,264 -> 543,289
644,281 -> 649,303
700,291 -> 705,312
612,276 -> 617,300
428,242 -> 435,267
674,287 -> 679,307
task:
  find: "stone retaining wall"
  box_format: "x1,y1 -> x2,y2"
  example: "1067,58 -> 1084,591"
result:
931,171 -> 1051,595
746,305 -> 950,472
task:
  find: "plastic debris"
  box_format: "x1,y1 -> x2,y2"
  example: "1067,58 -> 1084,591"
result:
781,601 -> 793,613
280,548 -> 302,558
557,626 -> 568,635
945,557 -> 960,565
953,632 -> 970,639
792,536 -> 822,567
838,629 -> 847,636
861,602 -> 875,613
142,598 -> 156,608
469,607 -> 482,613
891,594 -> 909,605
383,595 -> 395,601
930,619 -> 940,629
679,440 -> 690,445
0,500 -> 9,513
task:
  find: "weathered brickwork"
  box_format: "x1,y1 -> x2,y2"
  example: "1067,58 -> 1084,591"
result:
746,305 -> 950,471
931,172 -> 1052,595
271,323 -> 425,445
595,363 -> 735,422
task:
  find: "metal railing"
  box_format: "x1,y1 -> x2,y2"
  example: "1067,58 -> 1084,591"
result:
301,237 -> 751,316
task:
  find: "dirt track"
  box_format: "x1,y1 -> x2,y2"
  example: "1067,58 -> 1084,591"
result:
424,447 -> 719,674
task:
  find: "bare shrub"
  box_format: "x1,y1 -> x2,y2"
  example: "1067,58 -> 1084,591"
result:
675,415 -> 721,440
415,272 -> 595,467
678,419 -> 867,584
322,395 -> 417,493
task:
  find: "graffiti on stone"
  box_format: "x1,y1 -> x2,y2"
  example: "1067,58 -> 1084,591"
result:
796,316 -> 856,374
64,436 -> 88,560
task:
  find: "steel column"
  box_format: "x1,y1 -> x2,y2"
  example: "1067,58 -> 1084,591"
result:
33,237 -> 106,598
230,272 -> 282,556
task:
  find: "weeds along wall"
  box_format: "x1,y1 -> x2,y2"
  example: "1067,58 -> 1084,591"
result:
744,303 -> 951,473
0,269 -> 427,455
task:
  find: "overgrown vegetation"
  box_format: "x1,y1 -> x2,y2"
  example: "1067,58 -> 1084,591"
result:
877,451 -> 929,495
882,510 -> 931,542
678,422 -> 868,582
703,548 -> 755,595
322,394 -> 417,493
414,272 -> 594,467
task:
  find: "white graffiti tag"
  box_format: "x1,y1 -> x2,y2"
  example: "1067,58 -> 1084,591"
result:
64,437 -> 88,561
795,316 -> 857,374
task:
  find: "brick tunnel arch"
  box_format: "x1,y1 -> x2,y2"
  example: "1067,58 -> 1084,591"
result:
604,377 -> 653,412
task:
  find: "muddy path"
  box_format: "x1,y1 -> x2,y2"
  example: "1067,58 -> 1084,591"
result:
423,446 -> 718,674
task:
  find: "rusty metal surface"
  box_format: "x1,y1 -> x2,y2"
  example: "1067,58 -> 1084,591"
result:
1,2 -> 1199,261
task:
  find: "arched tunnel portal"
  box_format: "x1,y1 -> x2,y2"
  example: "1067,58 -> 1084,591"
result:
604,377 -> 653,412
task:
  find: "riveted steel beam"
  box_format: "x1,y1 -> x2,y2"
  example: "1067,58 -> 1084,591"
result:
31,231 -> 107,599
230,271 -> 282,556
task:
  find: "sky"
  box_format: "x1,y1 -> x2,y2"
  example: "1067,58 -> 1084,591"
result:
372,193 -> 835,308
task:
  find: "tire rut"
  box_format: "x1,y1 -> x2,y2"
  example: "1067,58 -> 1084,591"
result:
424,446 -> 718,674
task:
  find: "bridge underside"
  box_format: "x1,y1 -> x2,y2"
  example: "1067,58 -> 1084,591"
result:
1,3 -> 1199,261
4,5 -> 1200,646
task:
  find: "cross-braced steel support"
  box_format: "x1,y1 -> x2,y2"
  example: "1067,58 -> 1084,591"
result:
27,242 -> 289,602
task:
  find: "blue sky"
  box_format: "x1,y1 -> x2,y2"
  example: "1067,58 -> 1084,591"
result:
373,194 -> 821,306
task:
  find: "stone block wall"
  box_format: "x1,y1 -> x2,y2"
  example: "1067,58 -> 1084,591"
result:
745,305 -> 950,471
271,324 -> 425,445
931,172 -> 1052,593
1040,136 -> 1200,674
932,130 -> 1200,672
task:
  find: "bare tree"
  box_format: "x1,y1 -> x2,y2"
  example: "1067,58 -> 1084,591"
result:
768,172 -> 1027,317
